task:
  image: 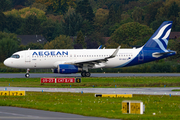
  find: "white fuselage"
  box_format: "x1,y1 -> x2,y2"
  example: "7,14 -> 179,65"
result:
4,48 -> 142,69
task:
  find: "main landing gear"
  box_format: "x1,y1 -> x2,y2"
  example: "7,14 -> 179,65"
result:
25,68 -> 30,78
81,71 -> 91,77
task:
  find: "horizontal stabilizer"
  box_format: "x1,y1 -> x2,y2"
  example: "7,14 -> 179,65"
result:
152,51 -> 176,58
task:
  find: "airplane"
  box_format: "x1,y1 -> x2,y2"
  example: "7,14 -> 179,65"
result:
4,21 -> 176,78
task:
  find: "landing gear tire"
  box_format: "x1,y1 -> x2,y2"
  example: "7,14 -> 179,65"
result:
85,72 -> 91,77
81,71 -> 91,77
81,71 -> 86,77
25,73 -> 30,78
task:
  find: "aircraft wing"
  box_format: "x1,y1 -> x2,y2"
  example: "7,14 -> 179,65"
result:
64,46 -> 120,65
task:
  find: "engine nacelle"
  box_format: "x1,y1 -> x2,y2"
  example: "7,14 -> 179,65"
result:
54,64 -> 80,74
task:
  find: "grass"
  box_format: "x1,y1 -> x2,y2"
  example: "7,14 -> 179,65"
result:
0,77 -> 180,88
172,89 -> 180,91
0,92 -> 180,120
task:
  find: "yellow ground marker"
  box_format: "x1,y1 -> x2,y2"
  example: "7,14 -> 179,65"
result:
0,91 -> 25,96
95,94 -> 132,98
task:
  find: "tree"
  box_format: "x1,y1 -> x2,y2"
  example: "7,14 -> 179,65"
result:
116,6 -> 122,23
168,2 -> 179,18
94,8 -> 109,31
108,5 -> 116,24
76,0 -> 95,22
0,0 -> 12,12
86,32 -> 105,49
35,0 -> 76,14
144,1 -> 163,26
12,0 -> 33,7
75,31 -> 86,48
167,2 -> 180,30
132,7 -> 144,23
109,22 -> 154,47
5,15 -> 23,33
81,19 -> 94,36
167,38 -> 180,60
109,18 -> 133,36
0,12 -> 6,31
4,7 -> 46,20
52,22 -> 64,41
62,7 -> 84,36
25,43 -> 43,49
41,19 -> 57,42
105,40 -> 120,48
0,32 -> 20,44
105,0 -> 124,10
85,38 -> 99,49
0,32 -> 20,62
150,17 -> 168,31
156,0 -> 180,31
21,15 -> 41,35
44,35 -> 73,49
31,2 -> 47,12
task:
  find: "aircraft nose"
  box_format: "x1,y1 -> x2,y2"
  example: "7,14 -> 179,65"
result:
3,59 -> 10,67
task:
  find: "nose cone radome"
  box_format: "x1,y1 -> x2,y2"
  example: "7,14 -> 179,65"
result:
3,59 -> 10,67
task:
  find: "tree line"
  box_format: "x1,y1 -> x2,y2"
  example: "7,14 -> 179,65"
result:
0,0 -> 180,63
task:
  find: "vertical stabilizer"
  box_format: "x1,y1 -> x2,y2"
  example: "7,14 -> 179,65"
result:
143,21 -> 172,52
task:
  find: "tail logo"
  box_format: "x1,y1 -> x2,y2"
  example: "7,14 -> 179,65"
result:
153,23 -> 172,52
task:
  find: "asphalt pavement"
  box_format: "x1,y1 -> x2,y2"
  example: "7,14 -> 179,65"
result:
1,73 -> 180,78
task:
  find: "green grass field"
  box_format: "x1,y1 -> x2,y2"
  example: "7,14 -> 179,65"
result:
0,77 -> 180,88
0,77 -> 180,120
0,92 -> 180,120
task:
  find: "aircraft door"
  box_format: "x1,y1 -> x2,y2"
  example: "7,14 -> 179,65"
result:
74,54 -> 77,60
138,50 -> 144,61
25,52 -> 31,62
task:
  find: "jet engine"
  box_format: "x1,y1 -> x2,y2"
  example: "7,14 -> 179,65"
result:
54,64 -> 81,74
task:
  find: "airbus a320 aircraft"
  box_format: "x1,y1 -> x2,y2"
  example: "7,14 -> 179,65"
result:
4,21 -> 176,78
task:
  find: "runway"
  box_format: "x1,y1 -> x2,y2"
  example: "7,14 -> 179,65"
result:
0,106 -> 118,120
0,87 -> 180,96
0,73 -> 180,78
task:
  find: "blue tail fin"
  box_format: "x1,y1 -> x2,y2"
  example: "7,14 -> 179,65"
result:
143,21 -> 172,52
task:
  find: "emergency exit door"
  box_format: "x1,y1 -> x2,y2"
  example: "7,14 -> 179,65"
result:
25,52 -> 31,62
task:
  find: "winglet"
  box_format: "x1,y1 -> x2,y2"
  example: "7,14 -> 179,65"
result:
98,45 -> 102,49
108,46 -> 121,58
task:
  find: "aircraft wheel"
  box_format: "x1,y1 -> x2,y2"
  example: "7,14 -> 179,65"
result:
85,72 -> 91,77
25,73 -> 30,78
81,71 -> 86,77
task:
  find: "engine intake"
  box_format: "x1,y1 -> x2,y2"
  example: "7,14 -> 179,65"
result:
54,64 -> 80,74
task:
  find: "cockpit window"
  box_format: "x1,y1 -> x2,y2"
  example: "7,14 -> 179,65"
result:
11,54 -> 20,59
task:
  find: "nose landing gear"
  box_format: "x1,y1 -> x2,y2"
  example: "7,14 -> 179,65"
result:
25,68 -> 30,78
